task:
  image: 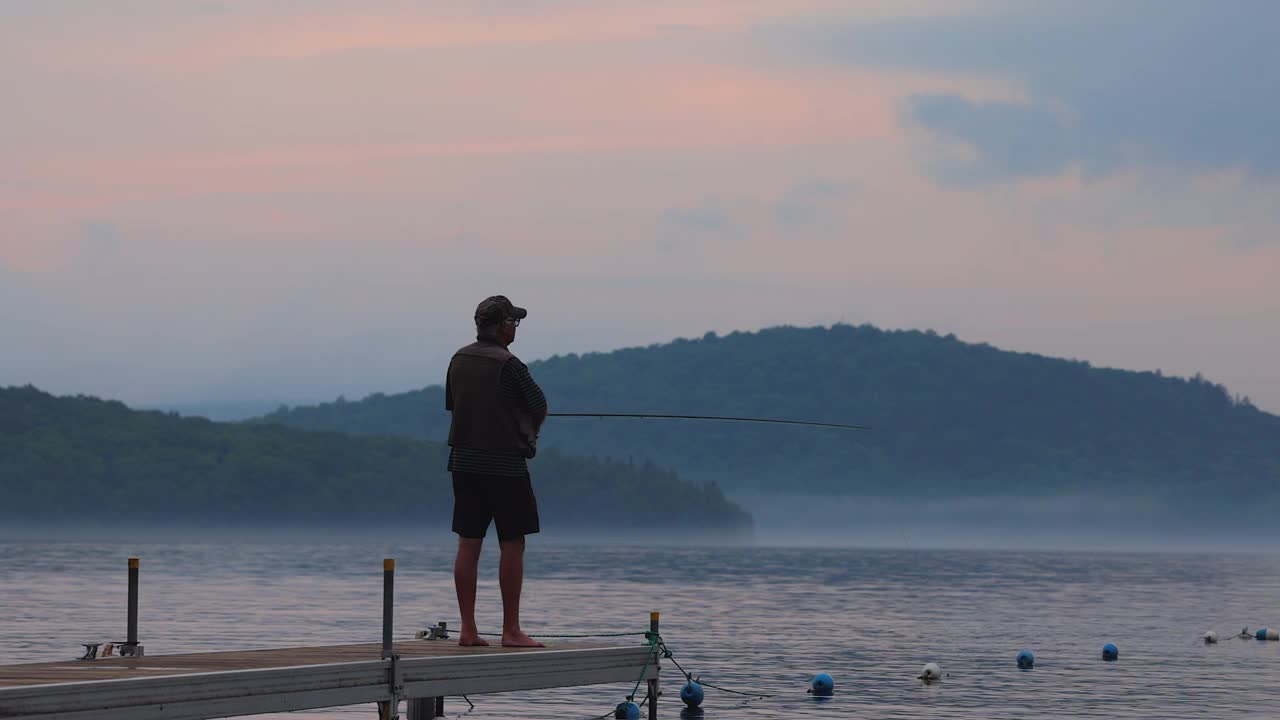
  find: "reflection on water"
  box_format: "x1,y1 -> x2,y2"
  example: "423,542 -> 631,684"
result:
2,538 -> 1279,719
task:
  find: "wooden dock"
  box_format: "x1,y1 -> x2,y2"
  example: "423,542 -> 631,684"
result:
0,640 -> 658,720
0,558 -> 662,720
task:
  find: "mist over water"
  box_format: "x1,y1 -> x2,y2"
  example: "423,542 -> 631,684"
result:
3,532 -> 1280,719
733,492 -> 1280,552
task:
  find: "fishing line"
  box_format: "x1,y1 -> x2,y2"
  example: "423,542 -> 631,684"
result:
548,413 -> 870,431
546,412 -> 912,549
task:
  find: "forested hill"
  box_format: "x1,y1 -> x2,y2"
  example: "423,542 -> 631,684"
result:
260,324 -> 1280,511
0,386 -> 751,530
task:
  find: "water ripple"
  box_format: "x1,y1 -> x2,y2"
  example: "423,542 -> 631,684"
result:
1,541 -> 1278,719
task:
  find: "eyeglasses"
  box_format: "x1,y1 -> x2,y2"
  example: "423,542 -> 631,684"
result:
505,318 -> 521,327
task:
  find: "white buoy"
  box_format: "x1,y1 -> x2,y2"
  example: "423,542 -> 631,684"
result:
1203,631 -> 1218,644
918,662 -> 942,683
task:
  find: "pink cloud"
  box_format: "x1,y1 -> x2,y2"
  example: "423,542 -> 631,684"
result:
0,2 -> 801,73
3,0 -> 1278,409
9,59 -> 968,236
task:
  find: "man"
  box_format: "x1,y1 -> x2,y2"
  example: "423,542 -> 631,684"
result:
445,295 -> 547,648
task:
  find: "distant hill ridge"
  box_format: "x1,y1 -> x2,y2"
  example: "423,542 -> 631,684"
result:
260,324 -> 1280,514
0,385 -> 751,529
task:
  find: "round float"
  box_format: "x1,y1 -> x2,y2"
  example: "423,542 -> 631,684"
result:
918,662 -> 942,682
679,681 -> 704,707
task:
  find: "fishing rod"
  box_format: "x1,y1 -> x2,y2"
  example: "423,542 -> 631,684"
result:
547,413 -> 870,431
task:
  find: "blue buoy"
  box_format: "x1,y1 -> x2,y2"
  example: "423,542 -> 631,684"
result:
811,673 -> 834,696
680,681 -> 704,707
1016,650 -> 1035,669
614,701 -> 640,720
1257,627 -> 1279,641
1102,643 -> 1118,661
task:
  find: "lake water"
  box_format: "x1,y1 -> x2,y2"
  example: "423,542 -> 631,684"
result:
3,537 -> 1279,719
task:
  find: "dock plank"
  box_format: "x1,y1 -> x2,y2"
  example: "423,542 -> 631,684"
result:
0,641 -> 657,720
0,640 -> 615,689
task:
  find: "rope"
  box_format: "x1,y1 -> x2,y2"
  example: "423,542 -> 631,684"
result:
446,695 -> 476,720
435,625 -> 777,714
471,630 -> 650,639
654,635 -> 777,699
439,624 -> 649,640
626,632 -> 660,702
582,695 -> 647,720
538,631 -> 651,638
695,678 -> 776,699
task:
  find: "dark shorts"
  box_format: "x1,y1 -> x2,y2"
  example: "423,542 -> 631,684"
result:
451,471 -> 540,542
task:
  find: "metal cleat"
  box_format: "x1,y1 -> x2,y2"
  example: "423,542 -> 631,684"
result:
79,643 -> 102,661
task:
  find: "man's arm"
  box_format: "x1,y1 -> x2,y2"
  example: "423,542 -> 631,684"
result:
444,366 -> 453,412
502,359 -> 547,431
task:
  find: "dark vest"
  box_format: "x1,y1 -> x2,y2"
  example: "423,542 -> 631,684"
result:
447,340 -> 536,457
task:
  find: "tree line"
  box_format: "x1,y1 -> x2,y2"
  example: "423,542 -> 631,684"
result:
259,323 -> 1280,519
0,385 -> 752,530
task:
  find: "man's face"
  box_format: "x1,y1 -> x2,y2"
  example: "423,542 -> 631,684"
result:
499,318 -> 518,345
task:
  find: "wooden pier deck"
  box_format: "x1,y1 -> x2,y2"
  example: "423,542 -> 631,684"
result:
0,640 -> 658,720
2,558 -> 664,720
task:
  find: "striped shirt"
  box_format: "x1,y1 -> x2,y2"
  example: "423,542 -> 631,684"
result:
446,354 -> 547,476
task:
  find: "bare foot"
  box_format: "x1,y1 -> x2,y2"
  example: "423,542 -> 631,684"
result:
458,634 -> 490,647
501,631 -> 545,648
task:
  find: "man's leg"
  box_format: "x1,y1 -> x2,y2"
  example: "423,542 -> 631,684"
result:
455,537 -> 489,647
498,538 -> 543,647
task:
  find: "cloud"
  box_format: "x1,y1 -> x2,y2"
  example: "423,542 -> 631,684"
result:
661,206 -> 736,234
773,180 -> 855,228
905,95 -> 1076,183
764,0 -> 1280,181
4,0 -> 1279,413
657,205 -> 740,253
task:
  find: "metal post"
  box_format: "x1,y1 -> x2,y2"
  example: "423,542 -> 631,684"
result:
407,697 -> 442,720
406,698 -> 434,720
379,559 -> 401,720
382,559 -> 395,659
648,611 -> 659,720
127,557 -> 139,648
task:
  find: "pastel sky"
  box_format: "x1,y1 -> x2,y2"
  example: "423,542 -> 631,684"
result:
2,0 -> 1278,411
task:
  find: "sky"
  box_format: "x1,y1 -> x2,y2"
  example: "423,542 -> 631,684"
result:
2,0 -> 1278,411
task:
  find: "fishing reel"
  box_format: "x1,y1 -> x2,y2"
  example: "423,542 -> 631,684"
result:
415,622 -> 450,641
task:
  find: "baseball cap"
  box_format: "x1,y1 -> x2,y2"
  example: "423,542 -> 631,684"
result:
474,295 -> 528,326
